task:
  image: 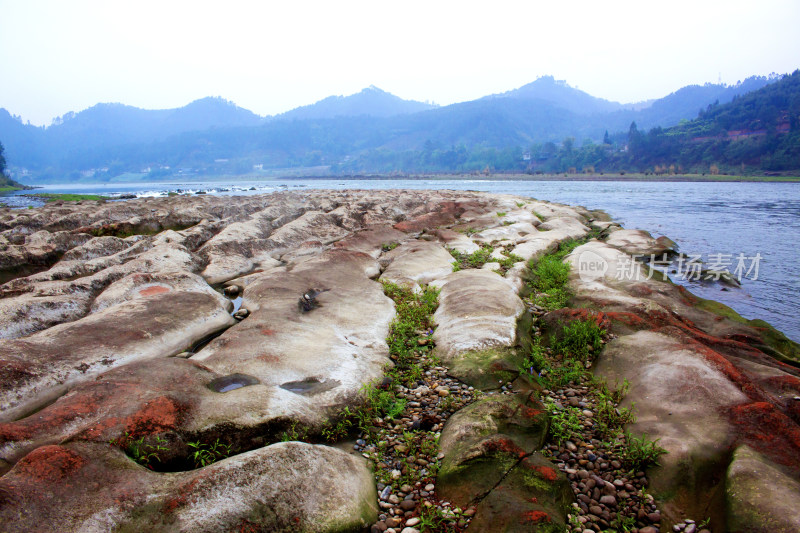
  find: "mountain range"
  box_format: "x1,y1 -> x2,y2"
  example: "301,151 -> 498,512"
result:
0,74 -> 784,181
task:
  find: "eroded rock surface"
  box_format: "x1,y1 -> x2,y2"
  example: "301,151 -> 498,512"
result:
0,441 -> 376,533
2,189 -> 565,530
2,189 -> 797,532
568,239 -> 800,529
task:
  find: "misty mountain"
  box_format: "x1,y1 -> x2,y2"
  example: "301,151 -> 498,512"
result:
0,74 -> 786,180
47,97 -> 264,146
602,76 -> 777,133
492,75 -> 626,115
276,86 -> 436,120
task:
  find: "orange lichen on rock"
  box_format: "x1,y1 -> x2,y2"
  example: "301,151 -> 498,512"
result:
728,401 -> 800,474
483,437 -> 528,459
526,462 -> 559,482
124,395 -> 185,436
521,510 -> 551,523
14,445 -> 86,482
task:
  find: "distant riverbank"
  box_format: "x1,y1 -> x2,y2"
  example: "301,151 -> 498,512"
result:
289,172 -> 800,183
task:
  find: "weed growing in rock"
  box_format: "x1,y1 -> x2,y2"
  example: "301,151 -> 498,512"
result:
539,359 -> 587,389
523,336 -> 550,375
526,240 -> 579,310
417,505 -> 449,530
543,398 -> 584,443
551,319 -> 606,363
516,202 -> 526,207
449,245 -> 494,270
594,386 -> 636,440
280,421 -> 309,442
112,432 -> 168,469
621,432 -> 667,471
187,439 -> 232,468
611,514 -> 637,532
382,242 -> 400,252
497,211 -> 507,217
497,251 -> 524,271
364,387 -> 407,421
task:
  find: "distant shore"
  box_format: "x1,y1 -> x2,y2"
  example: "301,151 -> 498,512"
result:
7,172 -> 800,189
288,172 -> 800,183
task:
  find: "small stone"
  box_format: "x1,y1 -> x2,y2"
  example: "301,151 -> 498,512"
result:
685,524 -> 697,533
424,484 -> 435,492
388,495 -> 400,505
400,484 -> 413,493
400,528 -> 421,533
400,500 -> 416,511
599,495 -> 616,506
385,517 -> 402,528
647,511 -> 661,522
371,521 -> 388,533
223,285 -> 239,297
438,388 -> 450,397
639,527 -> 659,533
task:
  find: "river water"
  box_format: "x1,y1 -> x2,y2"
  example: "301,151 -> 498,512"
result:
3,178 -> 799,342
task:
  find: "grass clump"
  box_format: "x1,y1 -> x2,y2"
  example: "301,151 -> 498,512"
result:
594,379 -> 636,439
111,432 -> 168,470
187,438 -> 232,468
526,239 -> 582,311
543,398 -> 584,443
498,251 -> 523,271
551,319 -> 606,363
383,281 -> 438,368
449,245 -> 494,270
621,432 -> 667,471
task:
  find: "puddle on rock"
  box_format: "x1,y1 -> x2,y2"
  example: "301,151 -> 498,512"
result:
280,377 -> 341,395
230,295 -> 243,314
207,373 -> 260,393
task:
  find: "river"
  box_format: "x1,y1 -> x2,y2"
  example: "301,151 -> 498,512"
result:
3,178 -> 799,342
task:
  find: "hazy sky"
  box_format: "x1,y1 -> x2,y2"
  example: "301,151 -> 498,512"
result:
2,0 -> 799,126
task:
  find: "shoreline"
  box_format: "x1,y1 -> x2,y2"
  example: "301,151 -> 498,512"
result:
7,172 -> 800,188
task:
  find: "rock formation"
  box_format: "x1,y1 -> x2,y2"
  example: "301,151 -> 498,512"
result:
0,189 -> 797,532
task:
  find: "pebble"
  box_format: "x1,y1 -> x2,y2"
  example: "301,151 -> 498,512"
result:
399,500 -> 416,511
405,517 -> 420,527
400,528 -> 420,533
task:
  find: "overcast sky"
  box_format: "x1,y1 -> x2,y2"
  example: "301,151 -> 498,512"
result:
2,0 -> 799,126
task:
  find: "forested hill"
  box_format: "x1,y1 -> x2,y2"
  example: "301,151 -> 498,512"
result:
524,70 -> 800,175
623,69 -> 800,173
